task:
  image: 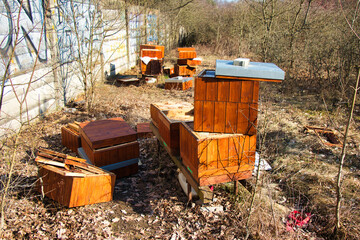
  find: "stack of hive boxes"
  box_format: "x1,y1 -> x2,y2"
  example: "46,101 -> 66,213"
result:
175,47 -> 201,77
179,58 -> 284,186
78,117 -> 140,178
164,47 -> 201,90
139,44 -> 165,76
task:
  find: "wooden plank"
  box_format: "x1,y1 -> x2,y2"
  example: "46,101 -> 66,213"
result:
252,81 -> 260,103
229,80 -> 242,102
193,100 -> 203,131
214,101 -> 226,133
237,103 -> 251,135
217,137 -> 229,169
225,102 -> 238,133
202,101 -> 215,132
199,170 -> 252,186
241,81 -> 254,103
194,73 -> 208,101
217,79 -> 230,102
205,79 -> 217,101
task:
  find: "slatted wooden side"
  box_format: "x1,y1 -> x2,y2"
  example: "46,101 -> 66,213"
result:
194,72 -> 260,134
178,51 -> 197,59
177,59 -> 201,66
92,141 -> 139,167
150,104 -> 161,129
141,49 -> 163,58
157,109 -> 182,156
180,122 -> 256,186
194,101 -> 258,135
38,165 -> 115,207
61,126 -> 81,153
174,65 -> 196,77
140,44 -> 165,58
164,80 -> 193,90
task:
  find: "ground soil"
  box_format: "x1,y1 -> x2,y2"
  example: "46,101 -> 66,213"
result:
0,50 -> 359,239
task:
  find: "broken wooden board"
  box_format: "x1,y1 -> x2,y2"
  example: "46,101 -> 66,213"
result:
36,148 -> 115,207
304,125 -> 343,147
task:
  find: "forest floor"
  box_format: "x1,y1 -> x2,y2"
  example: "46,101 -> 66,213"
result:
1,48 -> 359,239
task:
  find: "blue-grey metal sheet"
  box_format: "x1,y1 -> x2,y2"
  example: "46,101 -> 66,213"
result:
165,76 -> 193,83
215,60 -> 285,80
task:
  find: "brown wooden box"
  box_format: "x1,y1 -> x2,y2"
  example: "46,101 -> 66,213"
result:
79,118 -> 139,177
194,69 -> 260,135
178,51 -> 197,59
177,58 -> 201,66
174,65 -> 196,77
141,59 -> 163,75
165,78 -> 193,91
136,122 -> 154,139
141,49 -> 163,58
38,164 -> 115,208
140,44 -> 165,58
150,102 -> 193,156
61,126 -> 81,153
180,122 -> 256,186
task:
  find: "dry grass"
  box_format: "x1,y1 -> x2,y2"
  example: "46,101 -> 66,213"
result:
0,47 -> 359,239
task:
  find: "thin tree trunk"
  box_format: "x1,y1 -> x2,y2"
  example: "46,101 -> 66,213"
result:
334,67 -> 359,233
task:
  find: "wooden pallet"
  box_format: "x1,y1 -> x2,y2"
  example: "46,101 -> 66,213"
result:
36,148 -> 115,207
150,122 -> 213,203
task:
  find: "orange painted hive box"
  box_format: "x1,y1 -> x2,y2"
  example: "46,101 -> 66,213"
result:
165,76 -> 193,90
150,102 -> 193,156
140,59 -> 163,75
194,69 -> 260,135
140,44 -> 165,58
174,64 -> 196,77
180,122 -> 256,186
37,160 -> 115,208
79,117 -> 139,178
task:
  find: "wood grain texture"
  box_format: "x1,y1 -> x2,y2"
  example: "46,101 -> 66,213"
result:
37,164 -> 115,208
178,51 -> 197,59
79,117 -> 137,149
140,44 -> 165,58
151,103 -> 194,156
61,126 -> 81,153
180,122 -> 256,186
164,80 -> 193,90
202,101 -> 215,132
136,122 -> 154,139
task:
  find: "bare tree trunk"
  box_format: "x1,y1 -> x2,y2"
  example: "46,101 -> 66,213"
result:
334,67 -> 359,234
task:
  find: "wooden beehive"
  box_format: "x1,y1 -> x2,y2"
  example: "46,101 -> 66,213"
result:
141,59 -> 163,75
177,58 -> 202,66
174,64 -> 196,77
140,44 -> 165,58
141,49 -> 163,59
180,122 -> 256,186
178,51 -> 197,59
194,69 -> 260,135
150,102 -> 193,156
36,149 -> 115,208
165,77 -> 193,91
79,117 -> 139,178
61,124 -> 81,153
